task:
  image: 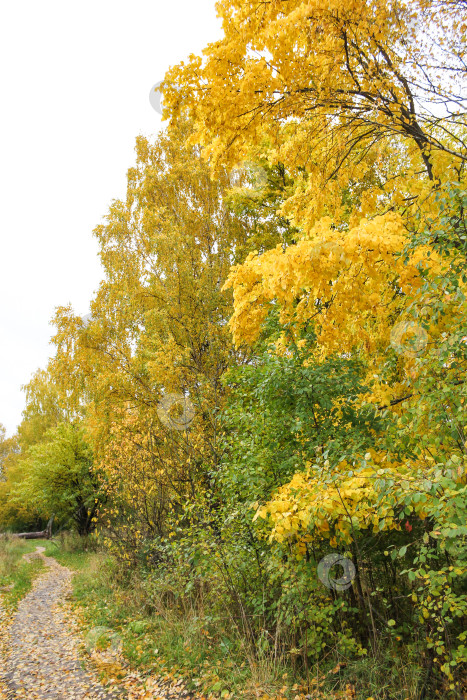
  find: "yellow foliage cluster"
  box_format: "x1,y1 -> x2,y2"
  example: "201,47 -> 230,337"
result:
223,212 -> 437,353
255,451 -> 467,547
164,0 -> 465,230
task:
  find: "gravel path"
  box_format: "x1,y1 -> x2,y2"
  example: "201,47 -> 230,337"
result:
1,548 -> 121,700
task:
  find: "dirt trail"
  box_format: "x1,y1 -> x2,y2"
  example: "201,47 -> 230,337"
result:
0,547 -> 121,699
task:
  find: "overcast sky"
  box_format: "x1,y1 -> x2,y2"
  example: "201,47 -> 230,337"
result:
0,0 -> 221,436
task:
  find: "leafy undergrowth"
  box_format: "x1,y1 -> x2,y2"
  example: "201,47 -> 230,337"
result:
43,538 -> 306,698
0,536 -> 45,610
42,535 -> 431,700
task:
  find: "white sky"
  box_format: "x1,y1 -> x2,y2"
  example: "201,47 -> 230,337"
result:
0,0 -> 221,437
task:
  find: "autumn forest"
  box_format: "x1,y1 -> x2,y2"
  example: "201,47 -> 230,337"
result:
0,1 -> 466,698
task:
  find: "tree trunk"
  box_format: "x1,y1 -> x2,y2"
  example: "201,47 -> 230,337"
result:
14,530 -> 47,539
12,515 -> 55,540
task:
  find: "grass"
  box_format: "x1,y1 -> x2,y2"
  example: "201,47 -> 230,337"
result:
0,536 -> 46,610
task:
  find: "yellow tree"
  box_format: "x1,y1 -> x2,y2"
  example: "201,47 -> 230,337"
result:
50,121 -> 266,551
160,6 -> 467,682
160,0 -> 466,461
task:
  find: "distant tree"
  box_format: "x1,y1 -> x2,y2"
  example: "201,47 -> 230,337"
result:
11,422 -> 102,536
